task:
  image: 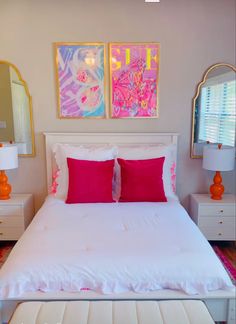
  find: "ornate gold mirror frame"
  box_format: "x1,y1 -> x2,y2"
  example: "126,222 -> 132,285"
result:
191,63 -> 236,159
0,60 -> 35,157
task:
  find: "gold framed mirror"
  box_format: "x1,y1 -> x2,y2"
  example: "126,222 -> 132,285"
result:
191,63 -> 236,158
0,60 -> 35,156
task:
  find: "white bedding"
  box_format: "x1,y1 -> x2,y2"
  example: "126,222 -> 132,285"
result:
0,197 -> 233,298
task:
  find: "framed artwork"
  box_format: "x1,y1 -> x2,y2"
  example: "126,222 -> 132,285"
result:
54,42 -> 106,118
109,43 -> 160,118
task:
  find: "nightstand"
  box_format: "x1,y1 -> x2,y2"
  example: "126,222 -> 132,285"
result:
0,194 -> 34,241
190,194 -> 236,241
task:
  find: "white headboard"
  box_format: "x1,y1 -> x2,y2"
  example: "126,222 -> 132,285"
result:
44,132 -> 178,193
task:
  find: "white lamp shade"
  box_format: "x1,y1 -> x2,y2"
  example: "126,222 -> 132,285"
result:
203,145 -> 235,171
0,145 -> 18,170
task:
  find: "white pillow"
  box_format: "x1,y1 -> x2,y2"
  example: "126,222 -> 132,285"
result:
53,143 -> 118,200
114,144 -> 178,200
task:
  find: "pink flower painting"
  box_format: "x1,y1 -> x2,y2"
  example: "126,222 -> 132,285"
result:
54,43 -> 106,118
110,43 -> 160,118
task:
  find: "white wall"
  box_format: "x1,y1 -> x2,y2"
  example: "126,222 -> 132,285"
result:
0,0 -> 235,211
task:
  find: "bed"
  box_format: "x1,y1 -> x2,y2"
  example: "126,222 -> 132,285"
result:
0,132 -> 235,323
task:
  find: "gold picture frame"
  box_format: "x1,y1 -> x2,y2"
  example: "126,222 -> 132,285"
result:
54,42 -> 107,119
109,42 -> 160,118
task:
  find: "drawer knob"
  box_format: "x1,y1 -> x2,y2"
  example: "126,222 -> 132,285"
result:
0,233 -> 3,235
0,221 -> 2,224
220,210 -> 224,213
218,233 -> 222,236
219,221 -> 223,224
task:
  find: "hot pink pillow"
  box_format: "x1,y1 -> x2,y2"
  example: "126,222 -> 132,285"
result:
66,158 -> 115,204
117,157 -> 167,202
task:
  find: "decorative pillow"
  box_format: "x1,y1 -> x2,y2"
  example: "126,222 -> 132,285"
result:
117,157 -> 167,202
114,144 -> 177,200
53,144 -> 118,200
51,168 -> 59,194
66,158 -> 115,204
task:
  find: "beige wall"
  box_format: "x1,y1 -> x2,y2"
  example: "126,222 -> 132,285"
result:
0,0 -> 235,211
0,64 -> 14,141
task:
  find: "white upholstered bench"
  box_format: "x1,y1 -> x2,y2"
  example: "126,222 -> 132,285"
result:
9,300 -> 215,324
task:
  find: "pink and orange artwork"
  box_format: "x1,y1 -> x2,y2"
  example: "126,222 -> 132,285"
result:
109,43 -> 160,118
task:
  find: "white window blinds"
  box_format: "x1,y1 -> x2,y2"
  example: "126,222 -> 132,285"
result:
198,71 -> 236,146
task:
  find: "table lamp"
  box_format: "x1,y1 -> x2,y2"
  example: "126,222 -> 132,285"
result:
0,143 -> 18,200
203,144 -> 235,200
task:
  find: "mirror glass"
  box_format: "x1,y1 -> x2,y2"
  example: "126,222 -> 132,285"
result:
0,61 -> 35,156
191,63 -> 236,158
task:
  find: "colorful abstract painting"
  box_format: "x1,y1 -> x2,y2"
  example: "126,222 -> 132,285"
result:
109,43 -> 160,118
55,43 -> 106,118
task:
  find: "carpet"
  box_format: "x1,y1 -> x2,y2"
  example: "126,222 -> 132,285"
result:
0,242 -> 15,268
213,245 -> 236,285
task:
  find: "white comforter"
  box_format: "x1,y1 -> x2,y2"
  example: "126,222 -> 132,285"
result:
0,197 -> 233,298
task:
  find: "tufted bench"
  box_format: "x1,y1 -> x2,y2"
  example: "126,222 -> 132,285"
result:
9,300 -> 215,324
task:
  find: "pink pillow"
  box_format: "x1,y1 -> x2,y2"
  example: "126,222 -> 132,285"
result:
51,168 -> 59,194
66,158 -> 115,204
117,157 -> 167,202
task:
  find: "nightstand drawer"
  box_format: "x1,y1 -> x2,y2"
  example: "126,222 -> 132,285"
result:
0,227 -> 24,240
200,225 -> 236,241
0,194 -> 34,241
0,205 -> 23,216
0,216 -> 24,227
190,194 -> 236,241
199,216 -> 235,228
199,204 -> 235,217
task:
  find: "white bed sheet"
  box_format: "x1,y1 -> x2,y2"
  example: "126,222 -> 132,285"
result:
0,197 -> 233,298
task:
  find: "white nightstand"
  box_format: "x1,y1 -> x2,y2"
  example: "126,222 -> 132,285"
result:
0,194 -> 34,241
190,194 -> 236,241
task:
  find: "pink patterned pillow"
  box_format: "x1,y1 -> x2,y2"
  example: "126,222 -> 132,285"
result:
170,161 -> 176,193
51,169 -> 59,194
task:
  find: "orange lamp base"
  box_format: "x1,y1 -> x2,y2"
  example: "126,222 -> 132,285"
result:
0,170 -> 11,200
210,171 -> 224,200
